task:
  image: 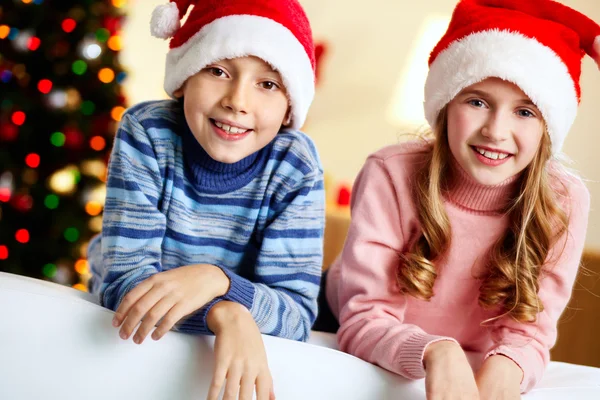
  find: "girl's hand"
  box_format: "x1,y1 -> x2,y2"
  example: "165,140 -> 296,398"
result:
112,264 -> 230,343
475,355 -> 522,400
424,341 -> 480,400
206,301 -> 275,400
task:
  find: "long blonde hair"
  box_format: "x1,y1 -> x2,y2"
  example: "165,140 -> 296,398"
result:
397,107 -> 569,323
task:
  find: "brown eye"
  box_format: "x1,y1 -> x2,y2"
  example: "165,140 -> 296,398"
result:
260,81 -> 279,90
209,68 -> 226,77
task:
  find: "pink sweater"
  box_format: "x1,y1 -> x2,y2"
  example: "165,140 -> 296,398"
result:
326,141 -> 590,393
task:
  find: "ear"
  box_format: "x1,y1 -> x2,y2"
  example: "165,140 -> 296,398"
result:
282,108 -> 292,127
173,88 -> 184,98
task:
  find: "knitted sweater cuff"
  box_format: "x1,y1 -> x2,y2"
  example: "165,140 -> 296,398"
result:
176,298 -> 222,335
398,332 -> 459,379
486,345 -> 534,393
218,267 -> 255,310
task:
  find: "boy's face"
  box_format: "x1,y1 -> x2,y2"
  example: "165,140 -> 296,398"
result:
177,56 -> 290,164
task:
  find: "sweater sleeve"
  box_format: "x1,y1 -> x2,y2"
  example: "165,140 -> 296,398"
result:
178,165 -> 325,341
336,156 -> 457,380
97,112 -> 165,312
484,177 -> 590,393
97,112 -> 234,335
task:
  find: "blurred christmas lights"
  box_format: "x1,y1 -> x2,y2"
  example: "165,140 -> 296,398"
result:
61,19 -> 77,33
16,229 -> 30,244
48,165 -> 79,195
98,68 -> 114,83
25,153 -> 40,168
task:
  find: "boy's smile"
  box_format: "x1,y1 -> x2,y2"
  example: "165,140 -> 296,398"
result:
176,56 -> 290,164
209,118 -> 253,141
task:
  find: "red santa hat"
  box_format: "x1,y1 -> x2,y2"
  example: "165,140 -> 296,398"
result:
424,0 -> 600,153
150,0 -> 316,130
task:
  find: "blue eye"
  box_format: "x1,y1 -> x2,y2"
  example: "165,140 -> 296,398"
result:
468,99 -> 486,108
517,109 -> 535,118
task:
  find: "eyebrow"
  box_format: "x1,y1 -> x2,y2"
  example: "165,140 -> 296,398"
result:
258,68 -> 284,84
261,68 -> 281,76
460,89 -> 487,97
220,60 -> 282,79
259,65 -> 282,77
516,99 -> 537,107
460,89 -> 537,107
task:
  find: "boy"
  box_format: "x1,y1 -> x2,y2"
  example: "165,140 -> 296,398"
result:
87,1 -> 324,398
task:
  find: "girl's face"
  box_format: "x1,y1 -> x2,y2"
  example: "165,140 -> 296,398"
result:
176,56 -> 290,164
446,77 -> 545,186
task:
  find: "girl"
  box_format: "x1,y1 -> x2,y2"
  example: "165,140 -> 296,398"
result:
323,0 -> 600,398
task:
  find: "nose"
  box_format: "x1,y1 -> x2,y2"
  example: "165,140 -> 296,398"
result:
221,81 -> 249,115
480,111 -> 510,142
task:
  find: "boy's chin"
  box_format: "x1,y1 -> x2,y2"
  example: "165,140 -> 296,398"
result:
206,149 -> 249,164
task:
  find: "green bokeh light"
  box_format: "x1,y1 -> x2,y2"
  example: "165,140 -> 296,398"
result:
42,263 -> 57,278
50,131 -> 65,147
44,194 -> 59,209
64,227 -> 80,243
81,100 -> 95,115
72,60 -> 87,75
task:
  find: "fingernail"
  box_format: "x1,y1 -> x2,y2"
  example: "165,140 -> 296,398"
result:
151,332 -> 158,340
112,318 -> 119,327
119,331 -> 127,340
134,336 -> 140,344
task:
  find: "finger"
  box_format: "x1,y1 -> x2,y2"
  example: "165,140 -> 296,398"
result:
222,367 -> 243,400
133,296 -> 176,344
113,279 -> 154,327
206,367 -> 227,400
151,303 -> 186,340
239,374 -> 256,400
119,289 -> 164,340
256,372 -> 273,400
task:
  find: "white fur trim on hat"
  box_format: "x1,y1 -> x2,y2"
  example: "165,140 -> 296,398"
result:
424,30 -> 578,154
164,15 -> 315,130
150,2 -> 181,39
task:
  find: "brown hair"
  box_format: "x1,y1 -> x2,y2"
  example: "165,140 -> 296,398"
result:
397,107 -> 569,322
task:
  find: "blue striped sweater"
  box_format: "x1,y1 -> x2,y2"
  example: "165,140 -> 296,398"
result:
87,99 -> 325,341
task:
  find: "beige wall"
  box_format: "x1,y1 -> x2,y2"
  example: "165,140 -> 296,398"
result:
122,0 -> 600,249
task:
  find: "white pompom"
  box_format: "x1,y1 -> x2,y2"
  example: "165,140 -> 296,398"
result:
150,2 -> 181,39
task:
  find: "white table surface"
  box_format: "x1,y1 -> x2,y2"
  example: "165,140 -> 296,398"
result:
1,272 -> 599,399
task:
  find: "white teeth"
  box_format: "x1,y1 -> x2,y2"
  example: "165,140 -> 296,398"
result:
476,147 -> 509,160
214,120 -> 248,134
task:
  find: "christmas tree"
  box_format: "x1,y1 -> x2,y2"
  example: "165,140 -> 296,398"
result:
0,0 -> 127,290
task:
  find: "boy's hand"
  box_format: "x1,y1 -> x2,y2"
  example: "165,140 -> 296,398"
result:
475,355 -> 522,400
206,301 -> 275,400
424,341 -> 480,400
112,264 -> 230,343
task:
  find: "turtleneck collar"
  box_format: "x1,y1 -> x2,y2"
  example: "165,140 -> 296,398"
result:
444,156 -> 521,213
182,123 -> 271,194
